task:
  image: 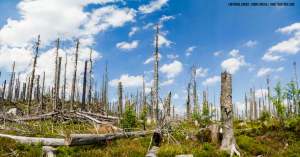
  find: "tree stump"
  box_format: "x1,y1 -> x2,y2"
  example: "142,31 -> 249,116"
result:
209,124 -> 220,143
42,146 -> 58,157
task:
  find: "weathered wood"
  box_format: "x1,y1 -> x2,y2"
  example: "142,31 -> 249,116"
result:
42,146 -> 58,157
209,124 -> 220,143
154,22 -> 159,124
71,39 -> 79,111
118,82 -> 122,118
87,48 -> 92,111
82,60 -> 87,111
145,146 -> 159,157
65,130 -> 157,147
0,134 -> 64,147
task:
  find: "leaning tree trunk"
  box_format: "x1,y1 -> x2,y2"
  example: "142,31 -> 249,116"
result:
71,39 -> 79,111
220,71 -> 240,156
27,35 -> 40,116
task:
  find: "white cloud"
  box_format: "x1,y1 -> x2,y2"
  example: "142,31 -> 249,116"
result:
112,98 -> 117,102
109,74 -> 152,87
248,68 -> 254,72
221,55 -> 249,74
143,23 -> 153,29
262,23 -> 300,61
213,50 -> 222,56
154,35 -> 173,47
276,23 -> 300,34
173,93 -> 179,99
145,87 -> 151,93
186,52 -> 191,57
128,27 -> 139,37
186,46 -> 196,52
229,49 -> 239,57
234,102 -> 245,111
161,79 -> 174,86
159,15 -> 175,22
276,67 -> 284,71
256,67 -> 284,77
116,40 -> 139,51
138,0 -> 169,14
167,54 -> 178,59
244,40 -> 257,47
255,89 -> 268,98
196,67 -> 209,77
201,76 -> 221,86
143,53 -> 162,64
160,60 -> 183,79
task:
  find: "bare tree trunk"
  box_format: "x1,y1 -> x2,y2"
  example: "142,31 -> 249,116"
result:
27,35 -> 40,116
26,77 -> 30,102
267,75 -> 270,113
245,93 -> 247,120
259,98 -> 261,118
53,38 -> 60,111
154,22 -> 159,125
57,57 -> 62,101
41,72 -> 45,110
8,62 -> 15,107
82,60 -> 87,111
62,54 -> 67,109
220,71 -> 240,156
36,75 -> 40,104
166,91 -> 171,127
2,80 -> 6,101
71,39 -> 79,111
250,88 -> 253,120
203,90 -> 206,107
87,48 -> 92,111
118,82 -> 122,118
22,82 -> 26,102
186,83 -> 191,120
151,87 -> 154,120
193,62 -> 197,114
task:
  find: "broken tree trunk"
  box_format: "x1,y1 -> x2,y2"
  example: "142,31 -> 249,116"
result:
186,83 -> 191,120
118,82 -> 122,118
71,39 -> 79,111
65,129 -> 158,147
87,48 -> 92,111
62,53 -> 67,109
209,124 -> 220,143
41,71 -> 45,110
0,134 -> 64,147
82,60 -> 87,111
154,22 -> 159,124
220,71 -> 240,156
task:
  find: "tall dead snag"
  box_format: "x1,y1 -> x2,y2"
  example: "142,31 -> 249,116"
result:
250,88 -> 253,120
193,62 -> 197,114
22,82 -> 26,102
267,75 -> 270,113
253,87 -> 256,120
118,82 -> 122,118
259,98 -> 261,117
53,38 -> 60,111
143,69 -> 146,112
154,22 -> 159,124
26,77 -> 30,102
57,57 -> 62,101
87,48 -> 92,111
165,91 -> 171,128
151,87 -> 154,120
8,62 -> 15,106
28,35 -> 40,115
36,75 -> 40,104
71,39 -> 79,111
41,72 -> 45,110
186,83 -> 191,120
62,54 -> 67,109
245,93 -> 247,120
220,71 -> 240,156
2,80 -> 6,101
203,90 -> 206,107
82,60 -> 88,111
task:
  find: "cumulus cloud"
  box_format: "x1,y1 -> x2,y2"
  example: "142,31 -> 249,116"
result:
229,49 -> 239,57
221,55 -> 249,74
248,68 -> 254,72
201,76 -> 221,86
138,0 -> 169,14
143,23 -> 154,29
186,46 -> 196,52
262,23 -> 300,61
173,93 -> 179,99
116,40 -> 139,51
143,53 -> 162,64
186,52 -> 191,57
255,67 -> 284,77
167,54 -> 178,59
159,15 -> 175,22
160,60 -> 183,79
128,27 -> 139,37
244,40 -> 257,47
109,74 -> 151,87
161,79 -> 174,86
255,89 -> 268,98
154,35 -> 173,47
213,50 -> 222,56
196,67 -> 209,77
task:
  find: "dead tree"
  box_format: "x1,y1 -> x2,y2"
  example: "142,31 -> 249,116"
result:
22,82 -> 26,102
71,39 -> 79,111
245,93 -> 247,120
118,82 -> 122,118
41,72 -> 45,110
154,22 -> 160,125
82,60 -> 88,111
220,71 -> 240,156
57,57 -> 62,100
267,75 -> 270,113
53,38 -> 60,111
253,87 -> 256,120
250,88 -> 253,120
151,87 -> 154,120
62,53 -> 67,109
193,62 -> 197,114
26,77 -> 30,102
8,62 -> 15,106
87,48 -> 92,111
143,69 -> 146,111
27,35 -> 40,116
36,75 -> 40,104
186,83 -> 191,120
203,90 -> 206,107
2,80 -> 6,101
259,98 -> 261,117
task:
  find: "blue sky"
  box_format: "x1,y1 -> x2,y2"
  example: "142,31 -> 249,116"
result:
0,0 -> 299,117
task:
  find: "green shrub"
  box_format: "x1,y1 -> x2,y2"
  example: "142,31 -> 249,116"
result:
261,110 -> 271,122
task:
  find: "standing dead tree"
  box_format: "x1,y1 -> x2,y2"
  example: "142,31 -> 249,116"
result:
62,53 -> 67,109
53,38 -> 60,111
2,80 -> 6,101
220,71 -> 240,156
87,48 -> 92,111
8,61 -> 15,107
118,82 -> 123,118
71,39 -> 79,111
27,35 -> 40,116
186,82 -> 191,120
154,22 -> 159,125
82,60 -> 88,111
245,93 -> 247,120
41,71 -> 45,110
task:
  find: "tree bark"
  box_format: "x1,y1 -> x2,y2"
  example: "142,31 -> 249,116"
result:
154,23 -> 159,124
2,80 -> 6,101
118,82 -> 122,118
62,53 -> 67,109
193,62 -> 197,115
53,38 -> 59,111
82,60 -> 88,111
220,71 -> 240,156
27,35 -> 40,115
245,93 -> 247,120
87,48 -> 92,111
186,83 -> 191,120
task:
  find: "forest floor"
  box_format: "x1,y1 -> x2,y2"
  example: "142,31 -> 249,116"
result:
1,100 -> 300,157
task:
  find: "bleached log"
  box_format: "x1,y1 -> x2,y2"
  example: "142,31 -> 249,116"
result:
65,129 -> 158,147
42,146 -> 58,157
0,134 -> 64,147
79,111 -> 120,120
145,146 -> 159,157
76,112 -> 122,132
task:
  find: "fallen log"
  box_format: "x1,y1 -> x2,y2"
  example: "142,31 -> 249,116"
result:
76,112 -> 122,132
65,129 -> 158,147
145,146 -> 159,157
79,111 -> 120,120
0,133 -> 64,147
0,125 -> 26,133
14,112 -> 59,121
